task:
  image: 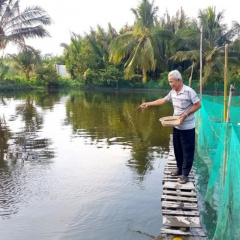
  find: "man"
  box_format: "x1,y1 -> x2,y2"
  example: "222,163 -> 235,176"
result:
139,70 -> 201,184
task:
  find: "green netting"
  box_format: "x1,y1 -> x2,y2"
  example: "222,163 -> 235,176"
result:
195,94 -> 240,240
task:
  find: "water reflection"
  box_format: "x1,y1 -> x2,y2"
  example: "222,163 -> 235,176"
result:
0,117 -> 11,168
6,96 -> 55,164
65,91 -> 172,177
0,95 -> 55,218
0,90 -> 173,240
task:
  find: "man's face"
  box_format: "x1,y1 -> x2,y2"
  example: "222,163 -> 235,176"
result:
168,76 -> 181,90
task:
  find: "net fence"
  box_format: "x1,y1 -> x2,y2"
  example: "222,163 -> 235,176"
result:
195,94 -> 240,240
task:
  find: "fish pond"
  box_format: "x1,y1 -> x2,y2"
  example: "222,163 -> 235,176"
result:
0,90 -> 214,240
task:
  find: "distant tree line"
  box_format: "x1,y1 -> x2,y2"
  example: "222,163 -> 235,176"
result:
60,0 -> 240,88
1,0 -> 240,90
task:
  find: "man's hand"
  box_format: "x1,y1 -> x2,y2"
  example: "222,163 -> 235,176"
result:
139,103 -> 148,109
179,113 -> 187,124
138,98 -> 167,109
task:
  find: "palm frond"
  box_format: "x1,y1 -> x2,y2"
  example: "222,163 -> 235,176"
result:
0,0 -> 9,14
225,57 -> 240,65
142,37 -> 155,70
107,23 -> 118,39
1,0 -> 20,26
131,0 -> 158,29
153,29 -> 175,40
170,50 -> 199,62
109,32 -> 135,63
87,35 -> 104,59
205,47 -> 218,62
60,43 -> 70,51
19,6 -> 52,25
124,37 -> 144,78
10,25 -> 50,39
0,1 -> 52,50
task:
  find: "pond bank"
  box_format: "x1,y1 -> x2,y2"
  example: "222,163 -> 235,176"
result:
1,79 -> 239,96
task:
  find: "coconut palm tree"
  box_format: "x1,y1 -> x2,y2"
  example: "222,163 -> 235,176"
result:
87,24 -> 118,67
8,48 -> 41,80
109,0 -> 174,83
171,7 -> 240,82
0,0 -> 52,51
61,33 -> 102,79
159,8 -> 191,34
61,33 -> 82,78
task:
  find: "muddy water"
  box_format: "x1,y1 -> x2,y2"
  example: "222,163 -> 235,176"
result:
0,90 -> 175,240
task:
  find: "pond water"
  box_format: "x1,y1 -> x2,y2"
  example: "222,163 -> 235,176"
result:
0,90 -> 176,240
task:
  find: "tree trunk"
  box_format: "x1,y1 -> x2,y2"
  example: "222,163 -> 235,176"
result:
25,70 -> 30,80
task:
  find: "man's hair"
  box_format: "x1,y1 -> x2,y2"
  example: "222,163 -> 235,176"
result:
168,70 -> 182,81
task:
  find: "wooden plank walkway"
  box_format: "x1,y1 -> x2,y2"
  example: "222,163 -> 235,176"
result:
160,135 -> 206,239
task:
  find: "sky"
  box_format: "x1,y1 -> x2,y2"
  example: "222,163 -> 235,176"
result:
5,0 -> 240,56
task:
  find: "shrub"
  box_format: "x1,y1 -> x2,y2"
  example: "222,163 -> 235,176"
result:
159,72 -> 169,88
0,74 -> 43,91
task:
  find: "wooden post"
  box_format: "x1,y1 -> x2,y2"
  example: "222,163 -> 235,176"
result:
222,44 -> 229,187
224,44 -> 228,121
200,27 -> 203,99
189,61 -> 194,87
226,84 -> 235,123
222,123 -> 229,188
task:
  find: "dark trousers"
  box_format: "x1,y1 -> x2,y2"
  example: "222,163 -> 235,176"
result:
173,127 -> 195,176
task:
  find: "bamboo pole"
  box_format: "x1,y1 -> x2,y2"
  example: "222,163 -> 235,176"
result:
222,84 -> 234,187
188,61 -> 194,87
200,27 -> 203,99
224,44 -> 228,121
222,63 -> 233,187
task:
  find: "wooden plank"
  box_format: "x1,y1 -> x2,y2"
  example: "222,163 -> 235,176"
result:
167,156 -> 176,161
163,189 -> 196,197
164,165 -> 195,173
166,162 -> 177,166
164,168 -> 195,176
163,176 -> 195,180
163,176 -> 195,181
164,166 -> 177,169
167,159 -> 176,162
164,167 -> 177,171
161,228 -> 206,237
163,173 -> 195,178
163,215 -> 201,228
162,209 -> 199,216
161,136 -> 206,238
165,164 -> 177,168
164,171 -> 194,176
163,174 -> 195,178
163,174 -> 195,179
162,178 -> 195,184
164,166 -> 195,171
162,201 -> 198,210
161,195 -> 197,202
163,181 -> 195,190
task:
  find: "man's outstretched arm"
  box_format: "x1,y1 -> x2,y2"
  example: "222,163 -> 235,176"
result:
139,98 -> 168,109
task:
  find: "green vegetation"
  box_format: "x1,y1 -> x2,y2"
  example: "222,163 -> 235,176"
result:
109,0 -> 173,83
1,0 -> 240,91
